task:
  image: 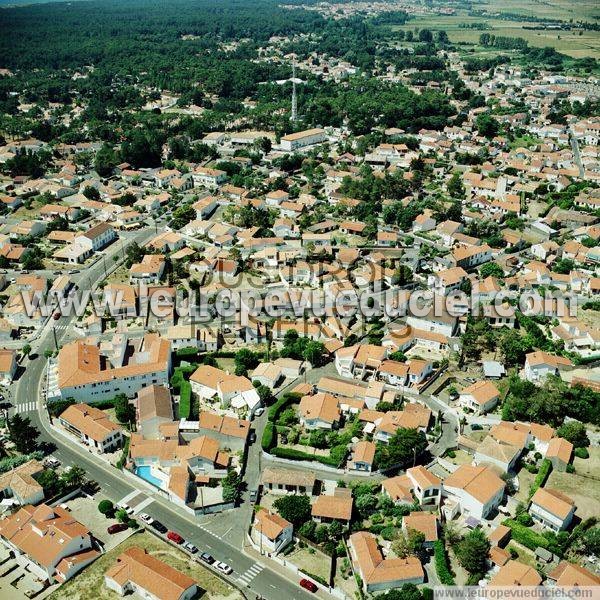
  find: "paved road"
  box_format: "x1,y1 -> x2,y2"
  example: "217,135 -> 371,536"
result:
9,225 -> 316,600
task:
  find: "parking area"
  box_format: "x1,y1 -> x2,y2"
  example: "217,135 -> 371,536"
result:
67,494 -> 135,552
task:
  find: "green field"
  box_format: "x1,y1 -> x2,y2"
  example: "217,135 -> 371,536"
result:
392,1 -> 600,60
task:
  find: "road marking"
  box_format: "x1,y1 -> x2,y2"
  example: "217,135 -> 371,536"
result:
237,563 -> 264,585
13,401 -> 36,413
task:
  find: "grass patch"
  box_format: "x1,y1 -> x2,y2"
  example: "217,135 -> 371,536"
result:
50,530 -> 240,600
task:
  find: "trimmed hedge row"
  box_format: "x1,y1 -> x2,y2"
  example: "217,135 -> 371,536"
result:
433,540 -> 455,585
528,459 -> 552,499
271,446 -> 340,468
502,519 -> 553,552
262,422 -> 276,451
179,380 -> 192,419
268,392 -> 302,423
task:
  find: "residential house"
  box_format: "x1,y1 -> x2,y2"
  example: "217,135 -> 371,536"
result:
58,404 -> 123,453
349,441 -> 376,472
442,465 -> 505,520
402,512 -> 438,549
0,460 -> 44,506
529,488 -> 575,532
458,380 -> 500,415
0,349 -> 17,386
252,510 -> 293,554
135,385 -> 174,440
545,437 -> 573,471
349,531 -> 424,594
104,546 -> 197,600
524,351 -> 573,383
299,393 -> 341,430
0,504 -> 99,583
260,467 -> 316,496
489,560 -> 542,587
311,490 -> 353,524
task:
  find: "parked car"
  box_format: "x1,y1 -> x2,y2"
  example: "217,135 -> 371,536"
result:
116,503 -> 134,516
249,490 -> 258,503
199,553 -> 215,565
167,531 -> 184,544
139,513 -> 153,524
151,520 -> 168,534
107,523 -> 128,535
183,541 -> 198,554
300,578 -> 318,593
53,311 -> 61,320
215,562 -> 233,575
254,407 -> 264,417
43,456 -> 60,469
248,431 -> 256,444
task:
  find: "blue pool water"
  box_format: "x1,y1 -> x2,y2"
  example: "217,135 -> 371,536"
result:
135,466 -> 163,488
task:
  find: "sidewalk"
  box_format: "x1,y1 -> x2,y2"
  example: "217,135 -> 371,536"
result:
242,541 -> 334,600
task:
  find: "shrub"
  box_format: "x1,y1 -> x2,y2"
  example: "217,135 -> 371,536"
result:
381,526 -> 396,541
98,499 -> 114,517
433,540 -> 455,585
47,398 -> 75,417
176,346 -> 199,359
446,450 -> 456,458
566,464 -> 575,473
574,447 -> 589,459
116,437 -> 130,470
369,524 -> 385,534
517,512 -> 534,526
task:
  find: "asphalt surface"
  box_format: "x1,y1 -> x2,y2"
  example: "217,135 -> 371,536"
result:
9,224 -> 316,600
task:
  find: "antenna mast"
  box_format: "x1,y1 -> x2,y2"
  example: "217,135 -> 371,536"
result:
291,61 -> 298,123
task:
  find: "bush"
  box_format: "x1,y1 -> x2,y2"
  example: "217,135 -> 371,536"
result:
98,499 -> 114,517
116,437 -> 130,470
433,540 -> 455,585
566,464 -> 575,473
262,422 -> 276,451
517,512 -> 534,526
574,447 -> 589,459
381,526 -> 396,541
369,524 -> 385,534
179,380 -> 192,419
47,398 -> 75,417
176,346 -> 200,358
446,450 -> 456,458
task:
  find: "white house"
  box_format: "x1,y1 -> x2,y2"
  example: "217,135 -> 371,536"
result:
458,380 -> 500,415
252,510 -> 293,554
442,465 -> 505,520
529,488 -> 575,532
524,351 -> 572,383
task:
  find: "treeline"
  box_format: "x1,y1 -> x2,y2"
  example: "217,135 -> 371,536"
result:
479,34 -> 529,50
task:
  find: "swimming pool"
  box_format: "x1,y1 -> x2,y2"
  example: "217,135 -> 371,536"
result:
135,465 -> 164,489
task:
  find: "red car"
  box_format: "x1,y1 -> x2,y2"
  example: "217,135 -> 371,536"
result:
107,523 -> 128,534
300,578 -> 318,593
167,531 -> 184,544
